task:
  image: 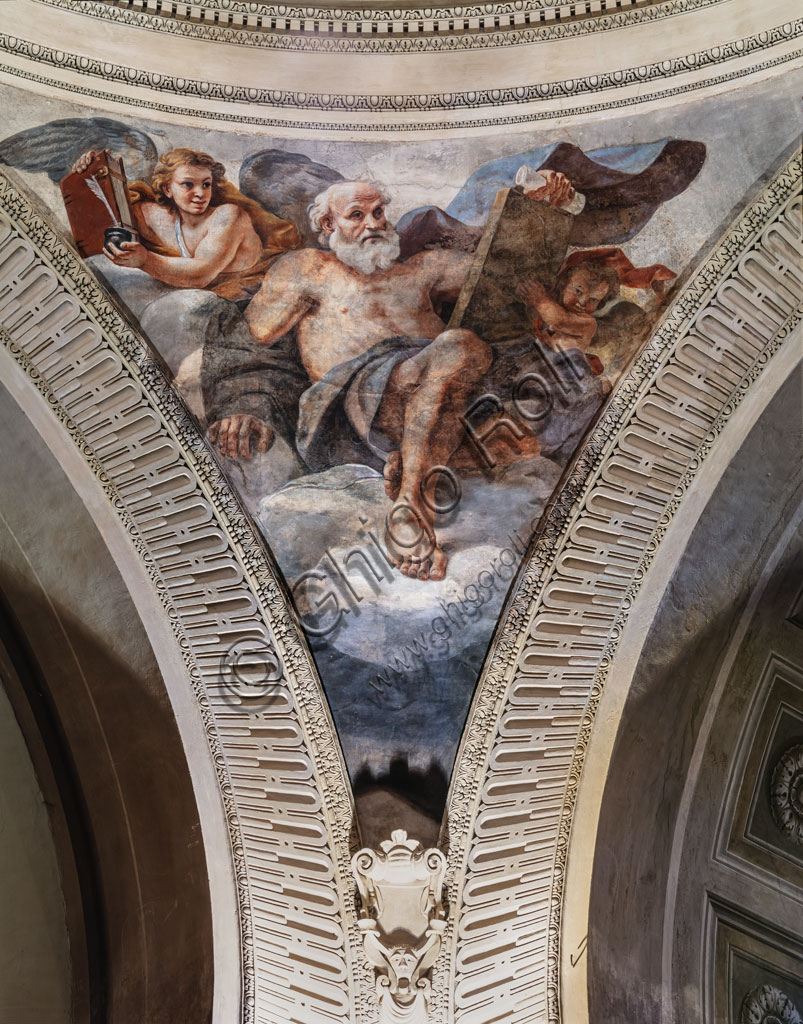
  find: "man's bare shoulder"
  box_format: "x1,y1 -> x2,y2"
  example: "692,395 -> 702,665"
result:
270,247 -> 344,275
259,247 -> 337,295
406,248 -> 472,275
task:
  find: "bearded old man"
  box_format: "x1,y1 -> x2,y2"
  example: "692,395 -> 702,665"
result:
206,177 -> 573,581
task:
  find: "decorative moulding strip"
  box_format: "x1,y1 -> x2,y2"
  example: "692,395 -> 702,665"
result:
0,172 -> 363,1024
0,20 -> 800,113
1,49 -> 799,133
44,0 -> 667,21
31,0 -> 722,55
441,152 -> 802,1022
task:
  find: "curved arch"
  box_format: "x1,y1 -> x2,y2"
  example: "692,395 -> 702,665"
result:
562,330 -> 802,1024
0,171 -> 358,1023
443,150 -> 802,1022
583,368 -> 803,1022
1,337 -> 236,1022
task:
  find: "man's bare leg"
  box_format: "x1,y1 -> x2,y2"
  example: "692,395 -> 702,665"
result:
386,410 -> 541,489
376,329 -> 491,581
384,450 -> 403,500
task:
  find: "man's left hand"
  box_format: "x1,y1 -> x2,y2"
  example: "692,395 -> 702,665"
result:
208,415 -> 274,459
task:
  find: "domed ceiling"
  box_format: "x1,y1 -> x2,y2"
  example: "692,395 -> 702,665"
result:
0,1 -> 800,1021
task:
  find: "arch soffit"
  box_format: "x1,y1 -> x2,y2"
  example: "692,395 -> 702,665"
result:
0,144 -> 800,1022
0,173 -> 358,1024
557,324 -> 803,1024
443,149 -> 802,1023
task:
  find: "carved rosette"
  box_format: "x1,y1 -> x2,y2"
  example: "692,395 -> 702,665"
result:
740,984 -> 803,1024
352,831 -> 447,1024
770,743 -> 803,845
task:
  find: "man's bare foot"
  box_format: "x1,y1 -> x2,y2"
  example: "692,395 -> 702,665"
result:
384,450 -> 403,500
385,499 -> 448,581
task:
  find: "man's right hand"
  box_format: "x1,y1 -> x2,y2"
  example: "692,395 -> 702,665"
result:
208,415 -> 274,459
525,170 -> 576,208
71,150 -> 98,174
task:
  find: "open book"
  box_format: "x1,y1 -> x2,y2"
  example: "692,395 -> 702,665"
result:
60,150 -> 136,257
448,187 -> 574,343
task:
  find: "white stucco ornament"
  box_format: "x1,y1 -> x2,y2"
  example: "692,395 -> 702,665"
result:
770,744 -> 803,845
741,984 -> 802,1024
352,830 -> 447,1024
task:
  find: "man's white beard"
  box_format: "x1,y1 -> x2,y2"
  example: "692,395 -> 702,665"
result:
329,225 -> 401,275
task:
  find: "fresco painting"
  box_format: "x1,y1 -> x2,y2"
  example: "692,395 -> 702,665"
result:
1,81 -> 797,822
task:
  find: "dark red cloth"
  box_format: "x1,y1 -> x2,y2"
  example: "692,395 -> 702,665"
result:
559,246 -> 676,293
586,354 -> 605,376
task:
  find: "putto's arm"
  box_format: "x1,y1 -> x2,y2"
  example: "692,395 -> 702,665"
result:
245,252 -> 315,344
107,204 -> 253,288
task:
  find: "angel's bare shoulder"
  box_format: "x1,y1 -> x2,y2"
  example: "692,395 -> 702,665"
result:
206,202 -> 249,227
138,201 -> 171,228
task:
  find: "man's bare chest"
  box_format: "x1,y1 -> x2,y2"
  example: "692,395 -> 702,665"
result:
318,268 -> 431,319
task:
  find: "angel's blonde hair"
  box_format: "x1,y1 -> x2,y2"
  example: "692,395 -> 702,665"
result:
151,148 -> 227,209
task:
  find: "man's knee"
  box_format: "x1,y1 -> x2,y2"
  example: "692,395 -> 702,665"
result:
431,329 -> 492,378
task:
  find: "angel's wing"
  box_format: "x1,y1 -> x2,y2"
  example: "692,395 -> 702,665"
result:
0,117 -> 161,183
239,149 -> 343,248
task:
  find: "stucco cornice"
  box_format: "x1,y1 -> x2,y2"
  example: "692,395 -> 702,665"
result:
3,19 -> 800,111
31,0 -> 725,55
1,0 -> 799,134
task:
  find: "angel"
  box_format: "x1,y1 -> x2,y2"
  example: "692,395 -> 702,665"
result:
70,145 -> 301,302
0,118 -> 303,303
520,247 -> 676,385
